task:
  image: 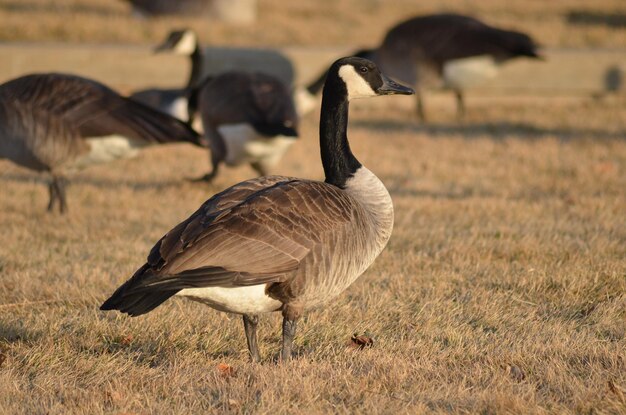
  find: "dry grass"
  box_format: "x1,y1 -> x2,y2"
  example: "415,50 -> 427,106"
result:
0,1 -> 625,413
0,0 -> 625,48
0,94 -> 625,413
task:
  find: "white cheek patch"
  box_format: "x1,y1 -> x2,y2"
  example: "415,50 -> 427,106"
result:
338,65 -> 377,100
173,31 -> 197,55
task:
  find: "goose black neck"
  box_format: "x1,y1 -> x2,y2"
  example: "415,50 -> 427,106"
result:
186,46 -> 203,90
320,76 -> 361,188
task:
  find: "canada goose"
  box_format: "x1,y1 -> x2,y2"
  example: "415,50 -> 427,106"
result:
123,0 -> 211,17
304,14 -> 542,120
123,0 -> 257,23
129,29 -> 203,123
0,73 -> 205,213
100,57 -> 414,362
189,70 -> 299,181
130,29 -> 299,181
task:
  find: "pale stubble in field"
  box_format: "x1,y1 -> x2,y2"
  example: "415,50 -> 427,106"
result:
0,0 -> 625,48
0,97 -> 625,413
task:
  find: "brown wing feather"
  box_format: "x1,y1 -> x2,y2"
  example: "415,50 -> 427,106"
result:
156,177 -> 356,280
1,73 -> 202,148
101,175 -> 360,315
153,175 -> 334,278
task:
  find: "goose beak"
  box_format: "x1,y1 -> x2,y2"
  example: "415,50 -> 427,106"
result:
153,43 -> 168,54
378,74 -> 414,96
530,51 -> 547,61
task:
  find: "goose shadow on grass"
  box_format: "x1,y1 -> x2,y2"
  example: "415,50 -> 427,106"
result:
385,184 -> 497,200
0,1 -> 119,16
0,319 -> 43,345
567,10 -> 626,29
0,173 -> 217,192
351,120 -> 626,142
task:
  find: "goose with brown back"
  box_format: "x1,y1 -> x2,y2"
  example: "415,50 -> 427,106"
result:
0,73 -> 205,213
123,0 -> 212,17
303,13 -> 542,120
189,70 -> 299,182
130,29 -> 300,181
100,57 -> 414,362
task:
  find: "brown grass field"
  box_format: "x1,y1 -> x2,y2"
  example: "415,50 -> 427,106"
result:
1,1 -> 626,414
0,0 -> 625,48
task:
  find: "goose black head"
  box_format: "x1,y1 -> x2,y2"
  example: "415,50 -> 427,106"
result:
154,29 -> 197,55
503,31 -> 544,60
330,57 -> 414,101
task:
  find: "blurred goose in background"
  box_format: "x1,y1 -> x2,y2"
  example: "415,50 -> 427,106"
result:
131,29 -> 299,181
100,56 -> 414,362
303,13 -> 542,120
124,0 -> 257,24
130,29 -> 203,124
188,70 -> 299,181
0,73 -> 206,213
123,0 -> 212,17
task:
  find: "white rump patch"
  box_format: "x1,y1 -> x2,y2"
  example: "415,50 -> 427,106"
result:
178,284 -> 282,315
443,55 -> 499,89
173,30 -> 197,55
73,135 -> 147,168
293,86 -> 318,116
338,65 -> 377,100
218,123 -> 295,168
165,96 -> 189,121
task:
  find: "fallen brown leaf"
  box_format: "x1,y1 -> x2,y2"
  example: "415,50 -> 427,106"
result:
608,380 -> 625,403
595,161 -> 616,175
217,363 -> 237,378
350,333 -> 374,350
115,334 -> 133,347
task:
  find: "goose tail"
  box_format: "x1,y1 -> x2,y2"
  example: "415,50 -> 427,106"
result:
100,264 -> 179,317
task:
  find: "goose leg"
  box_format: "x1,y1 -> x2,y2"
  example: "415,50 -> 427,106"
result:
47,180 -> 58,212
250,161 -> 268,177
190,126 -> 225,183
281,318 -> 297,361
56,176 -> 68,214
416,91 -> 426,122
47,175 -> 68,214
281,306 -> 301,361
242,314 -> 261,363
190,160 -> 219,183
455,90 -> 465,120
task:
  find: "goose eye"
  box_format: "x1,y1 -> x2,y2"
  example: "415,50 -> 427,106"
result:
359,66 -> 368,74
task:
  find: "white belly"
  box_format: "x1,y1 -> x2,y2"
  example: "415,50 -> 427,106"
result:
293,86 -> 318,116
443,55 -> 499,89
166,96 -> 189,121
72,135 -> 147,168
177,284 -> 282,315
219,123 -> 295,167
191,117 -> 204,134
